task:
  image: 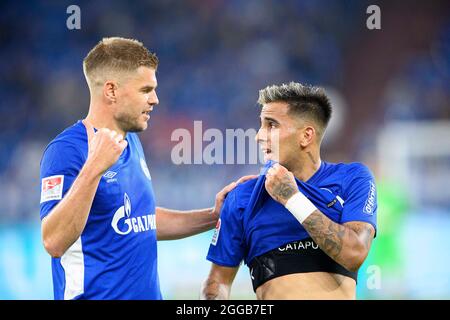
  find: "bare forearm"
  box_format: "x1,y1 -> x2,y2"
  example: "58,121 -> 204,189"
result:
156,207 -> 217,240
301,211 -> 367,272
42,163 -> 102,257
200,278 -> 230,300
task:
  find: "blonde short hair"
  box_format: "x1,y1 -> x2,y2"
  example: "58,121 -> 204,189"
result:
83,37 -> 158,89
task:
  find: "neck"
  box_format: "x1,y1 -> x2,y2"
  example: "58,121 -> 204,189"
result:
85,99 -> 126,136
290,149 -> 322,182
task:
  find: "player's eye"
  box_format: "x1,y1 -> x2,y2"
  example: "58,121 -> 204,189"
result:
140,87 -> 154,93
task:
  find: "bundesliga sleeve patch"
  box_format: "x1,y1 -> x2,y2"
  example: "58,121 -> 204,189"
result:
211,218 -> 221,246
41,175 -> 64,203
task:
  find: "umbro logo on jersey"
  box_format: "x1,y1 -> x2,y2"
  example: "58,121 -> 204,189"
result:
103,171 -> 118,183
103,171 -> 117,179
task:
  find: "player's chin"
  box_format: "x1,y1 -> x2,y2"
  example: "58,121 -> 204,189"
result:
128,121 -> 148,133
138,117 -> 149,130
139,122 -> 148,131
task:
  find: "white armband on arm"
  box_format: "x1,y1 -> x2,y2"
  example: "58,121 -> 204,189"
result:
284,192 -> 317,224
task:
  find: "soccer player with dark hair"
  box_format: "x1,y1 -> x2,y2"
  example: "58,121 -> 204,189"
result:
39,37 -> 254,300
202,82 -> 377,299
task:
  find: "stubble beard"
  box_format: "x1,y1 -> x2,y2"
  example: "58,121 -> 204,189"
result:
114,111 -> 146,133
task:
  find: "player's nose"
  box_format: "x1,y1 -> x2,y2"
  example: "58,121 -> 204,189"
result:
148,92 -> 159,107
256,127 -> 267,143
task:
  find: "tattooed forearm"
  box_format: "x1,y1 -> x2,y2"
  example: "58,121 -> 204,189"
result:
302,211 -> 347,259
301,212 -> 375,272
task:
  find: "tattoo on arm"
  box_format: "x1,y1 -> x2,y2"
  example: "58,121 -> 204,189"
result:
302,211 -> 346,260
272,175 -> 297,202
202,279 -> 221,300
346,222 -> 375,250
302,213 -> 375,270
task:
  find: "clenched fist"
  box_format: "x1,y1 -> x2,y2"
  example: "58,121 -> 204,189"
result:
83,120 -> 128,176
265,163 -> 299,206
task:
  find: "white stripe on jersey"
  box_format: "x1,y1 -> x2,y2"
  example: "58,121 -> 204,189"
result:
61,237 -> 84,299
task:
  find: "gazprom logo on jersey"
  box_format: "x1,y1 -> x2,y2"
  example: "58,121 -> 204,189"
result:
363,181 -> 376,215
111,193 -> 156,235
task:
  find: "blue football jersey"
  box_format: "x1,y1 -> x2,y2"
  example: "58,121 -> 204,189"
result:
40,121 -> 161,300
207,160 -> 377,267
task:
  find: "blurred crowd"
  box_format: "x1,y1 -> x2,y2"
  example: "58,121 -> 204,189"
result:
0,0 -> 449,222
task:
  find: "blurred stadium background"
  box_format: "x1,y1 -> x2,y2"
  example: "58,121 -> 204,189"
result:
0,0 -> 449,299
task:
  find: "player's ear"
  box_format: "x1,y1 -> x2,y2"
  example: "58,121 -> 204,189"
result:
299,125 -> 315,148
103,81 -> 118,103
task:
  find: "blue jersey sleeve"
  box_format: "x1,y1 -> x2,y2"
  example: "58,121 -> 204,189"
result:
39,141 -> 84,220
206,189 -> 246,267
340,163 -> 377,233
